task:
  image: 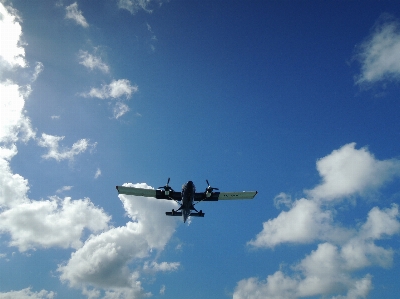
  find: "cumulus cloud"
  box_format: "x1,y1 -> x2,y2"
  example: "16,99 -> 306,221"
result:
307,143 -> 400,201
0,145 -> 29,208
248,198 -> 336,248
0,80 -> 36,144
0,288 -> 56,299
58,183 -> 179,298
0,196 -> 110,251
82,79 -> 138,100
0,3 -> 26,68
356,14 -> 400,84
241,143 -> 400,299
78,50 -> 109,73
65,2 -> 88,28
38,133 -> 96,162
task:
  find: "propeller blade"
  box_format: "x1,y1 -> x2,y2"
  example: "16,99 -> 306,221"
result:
205,180 -> 218,191
159,178 -> 172,191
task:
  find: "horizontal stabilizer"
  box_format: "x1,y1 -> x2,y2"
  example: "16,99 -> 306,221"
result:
190,212 -> 205,217
166,212 -> 183,216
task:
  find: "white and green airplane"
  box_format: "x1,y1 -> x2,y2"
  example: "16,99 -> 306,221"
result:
116,178 -> 257,223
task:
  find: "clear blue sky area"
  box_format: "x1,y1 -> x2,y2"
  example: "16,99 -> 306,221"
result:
1,1 -> 400,298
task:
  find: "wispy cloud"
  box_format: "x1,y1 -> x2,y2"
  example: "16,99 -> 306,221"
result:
356,14 -> 400,84
38,133 -> 96,162
143,261 -> 180,273
113,102 -> 130,119
78,50 -> 109,73
82,79 -> 138,99
31,62 -> 44,82
56,186 -> 73,193
159,285 -> 166,295
65,2 -> 88,28
94,168 -> 101,179
117,0 -> 158,14
240,143 -> 400,299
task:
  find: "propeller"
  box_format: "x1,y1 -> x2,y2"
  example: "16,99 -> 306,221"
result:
159,178 -> 174,192
205,179 -> 219,194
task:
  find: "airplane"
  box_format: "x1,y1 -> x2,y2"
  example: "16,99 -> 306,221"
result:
116,178 -> 257,223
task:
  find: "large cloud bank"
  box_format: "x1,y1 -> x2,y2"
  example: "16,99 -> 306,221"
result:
236,143 -> 400,299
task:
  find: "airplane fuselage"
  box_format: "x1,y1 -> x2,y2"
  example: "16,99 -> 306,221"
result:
181,181 -> 195,223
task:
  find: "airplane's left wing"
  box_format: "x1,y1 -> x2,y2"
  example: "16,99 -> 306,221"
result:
116,186 -> 181,201
194,191 -> 257,201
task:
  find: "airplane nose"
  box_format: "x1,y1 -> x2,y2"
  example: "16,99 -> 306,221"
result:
185,181 -> 195,192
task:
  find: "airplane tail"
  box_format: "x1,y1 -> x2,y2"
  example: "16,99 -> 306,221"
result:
165,212 -> 182,216
165,212 -> 205,217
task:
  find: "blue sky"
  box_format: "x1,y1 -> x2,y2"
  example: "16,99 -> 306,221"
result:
1,0 -> 400,298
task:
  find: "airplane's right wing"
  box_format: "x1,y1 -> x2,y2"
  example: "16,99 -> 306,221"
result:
194,191 -> 257,201
216,191 -> 258,200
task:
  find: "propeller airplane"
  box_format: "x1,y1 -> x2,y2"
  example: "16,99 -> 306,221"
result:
116,178 -> 257,223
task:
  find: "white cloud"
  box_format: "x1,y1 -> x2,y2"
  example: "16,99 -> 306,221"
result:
117,0 -> 156,14
65,2 -> 88,28
113,102 -> 130,119
0,145 -> 29,208
356,14 -> 400,84
38,133 -> 96,162
143,261 -> 180,273
307,143 -> 400,201
50,115 -> 60,120
31,62 -> 43,82
82,79 -> 138,100
273,192 -> 292,209
0,80 -> 36,144
78,50 -> 109,73
0,3 -> 26,68
56,185 -> 73,193
241,143 -> 400,298
159,285 -> 166,295
248,198 -> 334,248
0,196 -> 110,251
0,288 -> 56,299
58,183 -> 178,298
94,168 -> 101,179
233,271 -> 298,299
